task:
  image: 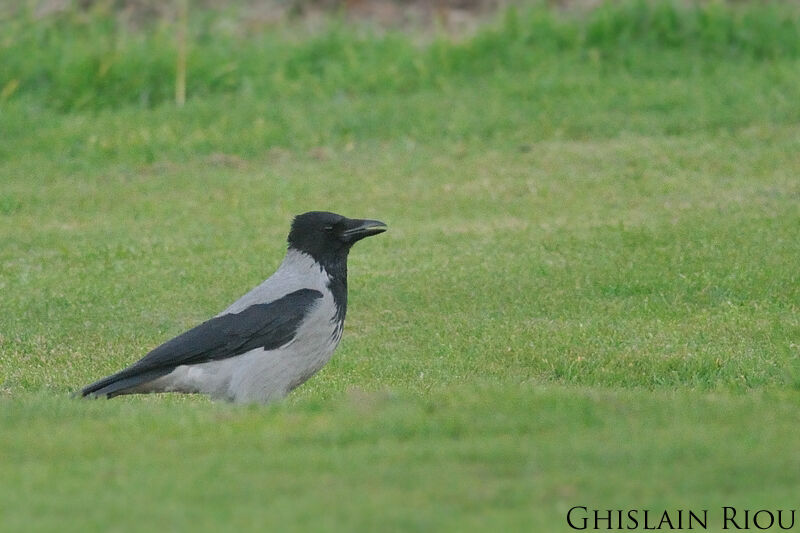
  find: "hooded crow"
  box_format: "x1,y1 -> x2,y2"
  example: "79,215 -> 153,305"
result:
79,211 -> 387,404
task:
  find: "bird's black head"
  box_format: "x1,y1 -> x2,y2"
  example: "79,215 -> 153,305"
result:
287,211 -> 387,264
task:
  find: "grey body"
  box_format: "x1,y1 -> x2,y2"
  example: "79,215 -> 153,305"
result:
79,212 -> 386,404
142,250 -> 341,403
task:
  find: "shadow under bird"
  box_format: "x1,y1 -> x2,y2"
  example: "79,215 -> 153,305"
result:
79,211 -> 387,404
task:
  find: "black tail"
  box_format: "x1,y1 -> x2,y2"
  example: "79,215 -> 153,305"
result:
79,368 -> 171,399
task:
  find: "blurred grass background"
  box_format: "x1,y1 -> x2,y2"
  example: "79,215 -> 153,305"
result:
1,1 -> 799,531
3,0 -> 800,112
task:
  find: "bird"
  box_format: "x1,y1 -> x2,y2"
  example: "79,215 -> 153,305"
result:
79,211 -> 387,404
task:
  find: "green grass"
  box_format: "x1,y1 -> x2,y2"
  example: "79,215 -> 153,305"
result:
3,388 -> 800,531
1,2 -> 800,531
3,1 -> 800,111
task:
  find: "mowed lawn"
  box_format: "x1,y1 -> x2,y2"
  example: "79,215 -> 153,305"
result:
2,4 -> 800,531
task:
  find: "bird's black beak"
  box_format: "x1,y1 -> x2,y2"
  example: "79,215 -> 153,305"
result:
341,218 -> 388,243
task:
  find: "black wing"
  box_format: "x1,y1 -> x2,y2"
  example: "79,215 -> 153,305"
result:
80,288 -> 322,397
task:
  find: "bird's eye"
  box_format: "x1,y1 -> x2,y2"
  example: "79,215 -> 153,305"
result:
323,225 -> 334,232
